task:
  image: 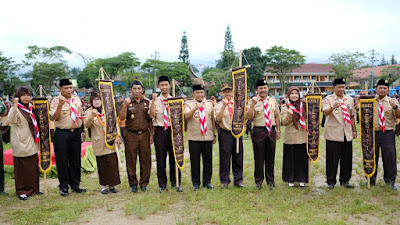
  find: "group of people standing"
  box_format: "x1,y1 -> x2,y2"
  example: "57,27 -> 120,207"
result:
1,76 -> 399,200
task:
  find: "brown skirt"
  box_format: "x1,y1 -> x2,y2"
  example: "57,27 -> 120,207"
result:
96,152 -> 121,187
14,153 -> 39,196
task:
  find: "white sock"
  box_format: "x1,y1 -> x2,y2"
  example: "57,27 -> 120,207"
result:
288,183 -> 294,187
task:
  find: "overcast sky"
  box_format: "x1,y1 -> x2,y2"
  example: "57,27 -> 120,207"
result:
1,0 -> 399,71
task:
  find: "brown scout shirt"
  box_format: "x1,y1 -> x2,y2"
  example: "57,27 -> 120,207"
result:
50,95 -> 83,129
214,99 -> 234,131
84,108 -> 116,156
185,99 -> 214,141
124,97 -> 151,131
374,95 -> 399,131
249,95 -> 280,127
322,93 -> 355,142
149,95 -> 171,127
281,104 -> 307,144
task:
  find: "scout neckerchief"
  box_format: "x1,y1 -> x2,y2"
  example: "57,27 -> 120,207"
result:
199,102 -> 207,136
95,113 -> 105,127
339,98 -> 351,125
227,102 -> 233,119
287,101 -> 306,130
17,103 -> 40,143
162,99 -> 169,130
378,99 -> 385,132
65,98 -> 84,126
263,98 -> 272,134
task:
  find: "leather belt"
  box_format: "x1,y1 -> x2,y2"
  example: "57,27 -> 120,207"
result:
57,128 -> 79,132
127,129 -> 148,134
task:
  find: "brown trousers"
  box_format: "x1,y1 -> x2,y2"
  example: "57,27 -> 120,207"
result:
124,130 -> 151,187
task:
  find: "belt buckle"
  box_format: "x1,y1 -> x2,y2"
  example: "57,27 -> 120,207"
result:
70,129 -> 74,132
138,131 -> 143,134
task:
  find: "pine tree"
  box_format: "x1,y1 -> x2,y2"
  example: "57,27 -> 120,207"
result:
391,54 -> 397,65
178,31 -> 190,65
380,54 -> 388,66
217,25 -> 236,69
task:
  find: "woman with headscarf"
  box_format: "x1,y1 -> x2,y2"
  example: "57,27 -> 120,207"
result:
84,90 -> 121,194
281,86 -> 308,187
8,86 -> 41,200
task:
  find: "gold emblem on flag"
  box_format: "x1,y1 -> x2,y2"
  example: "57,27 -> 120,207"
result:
131,114 -> 134,119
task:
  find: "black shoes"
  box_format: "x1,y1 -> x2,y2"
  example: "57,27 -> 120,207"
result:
140,186 -> 149,192
204,183 -> 214,189
391,185 -> 398,191
19,194 -> 28,200
0,191 -> 9,196
221,183 -> 229,189
109,187 -> 118,193
35,191 -> 44,195
101,189 -> 109,194
72,187 -> 87,193
176,186 -> 183,192
60,190 -> 69,197
234,183 -> 245,188
193,185 -> 200,191
159,187 -> 166,193
327,184 -> 335,189
255,183 -> 262,190
341,183 -> 354,189
269,183 -> 275,190
130,185 -> 138,193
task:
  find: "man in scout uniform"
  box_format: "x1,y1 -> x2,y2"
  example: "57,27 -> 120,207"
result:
149,75 -> 181,192
50,78 -> 86,196
247,80 -> 281,190
0,98 -> 8,195
322,78 -> 357,189
370,79 -> 400,190
184,84 -> 216,191
215,83 -> 244,189
119,79 -> 152,193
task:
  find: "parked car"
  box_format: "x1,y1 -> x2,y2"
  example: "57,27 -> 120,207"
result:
345,89 -> 356,97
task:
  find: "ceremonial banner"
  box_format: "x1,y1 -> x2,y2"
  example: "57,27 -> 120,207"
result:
168,98 -> 185,169
32,98 -> 52,173
359,96 -> 376,177
99,81 -> 119,149
231,67 -> 247,138
305,94 -> 322,163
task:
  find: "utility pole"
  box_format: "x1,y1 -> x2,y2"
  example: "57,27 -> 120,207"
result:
151,51 -> 160,92
369,49 -> 379,89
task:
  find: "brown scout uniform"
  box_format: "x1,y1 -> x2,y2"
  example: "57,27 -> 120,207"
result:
214,99 -> 243,185
249,95 -> 280,186
150,95 -> 181,189
123,97 -> 152,187
371,95 -> 399,185
185,99 -> 214,186
84,108 -> 121,187
322,93 -> 355,186
50,95 -> 83,192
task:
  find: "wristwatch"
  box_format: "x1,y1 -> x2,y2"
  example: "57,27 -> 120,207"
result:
393,105 -> 399,110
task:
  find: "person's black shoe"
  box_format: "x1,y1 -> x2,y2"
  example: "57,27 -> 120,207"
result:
204,183 -> 214,189
193,185 -> 200,191
176,186 -> 183,192
234,183 -> 245,188
109,187 -> 118,193
140,186 -> 149,192
269,183 -> 275,190
391,184 -> 398,191
130,185 -> 138,193
327,184 -> 335,189
19,194 -> 28,200
101,189 -> 109,194
159,187 -> 166,193
72,187 -> 87,193
0,191 -> 9,196
255,183 -> 262,190
60,190 -> 69,197
35,191 -> 44,195
221,183 -> 229,189
341,183 -> 354,189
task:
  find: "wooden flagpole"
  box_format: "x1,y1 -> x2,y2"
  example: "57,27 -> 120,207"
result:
39,85 -> 48,196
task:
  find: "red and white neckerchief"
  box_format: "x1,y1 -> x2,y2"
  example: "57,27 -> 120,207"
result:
65,99 -> 84,126
287,101 -> 306,130
17,103 -> 40,143
162,99 -> 169,130
378,100 -> 385,132
199,103 -> 207,136
263,99 -> 272,134
227,102 -> 233,119
339,98 -> 351,125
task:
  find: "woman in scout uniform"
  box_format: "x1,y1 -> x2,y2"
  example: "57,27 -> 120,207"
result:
84,91 -> 121,194
8,87 -> 42,200
281,86 -> 308,187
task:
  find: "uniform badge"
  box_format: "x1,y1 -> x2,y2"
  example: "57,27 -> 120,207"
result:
385,111 -> 389,115
129,104 -> 133,107
144,102 -> 147,106
131,114 -> 135,119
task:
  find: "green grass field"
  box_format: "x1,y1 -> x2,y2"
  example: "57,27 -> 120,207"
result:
1,126 -> 400,225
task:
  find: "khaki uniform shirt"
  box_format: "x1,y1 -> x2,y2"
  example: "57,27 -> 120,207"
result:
185,99 -> 214,141
84,108 -> 116,156
374,95 -> 399,131
50,95 -> 83,129
322,94 -> 355,142
281,104 -> 307,144
214,99 -> 234,131
149,95 -> 171,127
7,107 -> 39,157
249,95 -> 280,127
124,98 -> 151,131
